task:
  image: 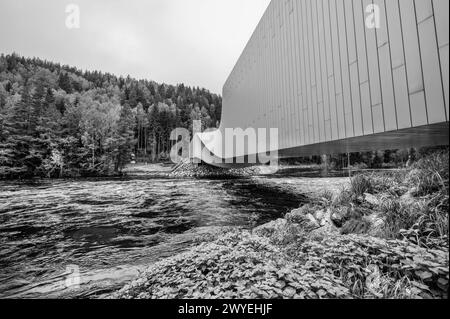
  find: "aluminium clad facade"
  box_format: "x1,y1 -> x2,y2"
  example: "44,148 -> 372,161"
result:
218,0 -> 449,157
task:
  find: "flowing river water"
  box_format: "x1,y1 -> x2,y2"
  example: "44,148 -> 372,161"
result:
0,164 -> 349,298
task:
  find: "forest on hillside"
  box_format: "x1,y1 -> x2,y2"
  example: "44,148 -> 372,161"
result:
0,53 -> 222,179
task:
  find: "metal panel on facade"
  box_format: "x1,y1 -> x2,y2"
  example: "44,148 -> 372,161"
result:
386,0 -> 411,129
415,0 -> 433,23
399,0 -> 427,126
393,65 -> 412,129
337,0 -> 354,138
330,0 -> 346,139
312,0 -> 325,142
377,0 -> 398,131
363,0 -> 383,132
353,0 -> 373,135
217,0 -> 449,157
418,16 -> 446,124
386,1 -> 405,69
322,0 -> 338,140
345,0 -> 363,137
433,0 -> 449,121
318,0 -> 332,141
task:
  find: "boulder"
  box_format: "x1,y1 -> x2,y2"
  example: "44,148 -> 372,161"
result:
254,217 -> 306,245
319,209 -> 332,227
309,209 -> 340,238
400,189 -> 417,205
253,219 -> 287,238
366,213 -> 386,237
305,213 -> 320,228
364,193 -> 380,206
283,286 -> 297,298
314,209 -> 325,223
330,207 -> 348,227
285,207 -> 320,230
285,207 -> 308,224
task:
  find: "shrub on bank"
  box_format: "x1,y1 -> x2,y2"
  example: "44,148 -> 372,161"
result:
288,235 -> 448,299
406,150 -> 449,196
323,150 -> 449,249
349,174 -> 373,197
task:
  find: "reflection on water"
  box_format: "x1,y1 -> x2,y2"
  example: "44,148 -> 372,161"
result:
0,165 -> 344,298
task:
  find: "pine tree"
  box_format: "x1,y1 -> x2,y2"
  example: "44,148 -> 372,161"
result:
31,82 -> 46,133
148,104 -> 160,162
0,85 -> 41,177
58,73 -> 72,93
44,88 -> 55,107
114,103 -> 136,171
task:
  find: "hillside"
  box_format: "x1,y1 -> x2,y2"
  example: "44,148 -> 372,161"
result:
0,53 -> 221,178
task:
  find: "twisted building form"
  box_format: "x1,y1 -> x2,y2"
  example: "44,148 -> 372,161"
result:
194,0 -> 449,165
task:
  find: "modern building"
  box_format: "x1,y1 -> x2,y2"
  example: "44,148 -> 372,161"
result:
195,0 -> 449,165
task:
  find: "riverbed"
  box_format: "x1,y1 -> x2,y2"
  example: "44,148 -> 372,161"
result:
0,164 -> 349,298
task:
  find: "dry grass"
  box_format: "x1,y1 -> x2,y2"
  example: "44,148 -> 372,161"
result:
349,174 -> 373,197
327,149 -> 449,248
407,150 -> 449,196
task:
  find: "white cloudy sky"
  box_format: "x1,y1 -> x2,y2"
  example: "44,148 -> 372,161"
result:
0,0 -> 271,94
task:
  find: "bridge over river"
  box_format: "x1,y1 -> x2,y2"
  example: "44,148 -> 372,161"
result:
192,0 -> 449,166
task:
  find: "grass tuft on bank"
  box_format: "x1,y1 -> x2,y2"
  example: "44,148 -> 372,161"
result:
325,150 -> 448,248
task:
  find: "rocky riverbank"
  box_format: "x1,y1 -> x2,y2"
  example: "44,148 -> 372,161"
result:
122,161 -> 264,179
169,160 -> 263,178
112,214 -> 448,299
112,151 -> 449,299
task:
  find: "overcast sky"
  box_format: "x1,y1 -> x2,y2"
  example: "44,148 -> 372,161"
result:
0,0 -> 271,94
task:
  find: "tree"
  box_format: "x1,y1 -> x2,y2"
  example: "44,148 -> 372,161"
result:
148,104 -> 160,162
58,73 -> 72,93
0,85 -> 6,109
113,103 -> 136,171
44,88 -> 55,107
0,85 -> 42,177
31,82 -> 46,132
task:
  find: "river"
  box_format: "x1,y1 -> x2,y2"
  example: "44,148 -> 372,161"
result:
0,164 -> 349,298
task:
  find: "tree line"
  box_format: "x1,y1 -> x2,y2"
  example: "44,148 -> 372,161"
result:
0,53 -> 222,179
